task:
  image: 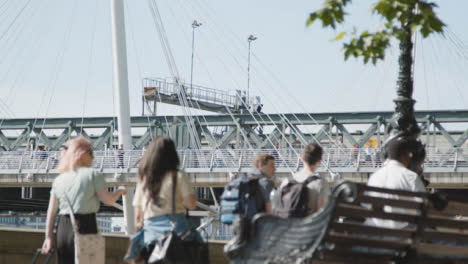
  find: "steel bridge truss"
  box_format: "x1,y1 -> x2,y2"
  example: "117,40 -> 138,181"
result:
0,111 -> 466,152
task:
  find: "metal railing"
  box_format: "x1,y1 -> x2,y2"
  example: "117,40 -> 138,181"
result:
143,77 -> 258,109
0,147 -> 466,173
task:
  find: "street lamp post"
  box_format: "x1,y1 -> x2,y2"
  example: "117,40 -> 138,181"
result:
247,34 -> 257,106
384,13 -> 425,176
190,20 -> 202,96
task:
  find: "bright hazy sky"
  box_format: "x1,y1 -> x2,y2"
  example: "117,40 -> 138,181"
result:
0,0 -> 467,119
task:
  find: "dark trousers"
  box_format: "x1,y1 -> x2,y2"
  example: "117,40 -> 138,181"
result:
56,213 -> 98,264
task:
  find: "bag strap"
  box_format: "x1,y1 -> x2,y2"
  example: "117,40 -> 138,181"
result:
304,175 -> 320,185
170,170 -> 177,225
63,194 -> 79,234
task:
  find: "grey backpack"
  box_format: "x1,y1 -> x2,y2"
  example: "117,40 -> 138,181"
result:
272,175 -> 319,218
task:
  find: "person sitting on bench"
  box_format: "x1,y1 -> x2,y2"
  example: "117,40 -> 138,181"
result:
367,138 -> 426,229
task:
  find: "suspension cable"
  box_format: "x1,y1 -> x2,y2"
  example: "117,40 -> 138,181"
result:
124,0 -> 154,142
190,0 -> 345,148
148,0 -> 202,150
80,0 -> 99,136
0,0 -> 51,139
0,0 -> 32,43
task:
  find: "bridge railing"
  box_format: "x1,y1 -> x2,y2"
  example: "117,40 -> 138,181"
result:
143,78 -> 242,108
0,147 -> 466,172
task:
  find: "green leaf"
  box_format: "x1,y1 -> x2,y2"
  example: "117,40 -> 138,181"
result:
306,0 -> 444,65
420,25 -> 431,38
306,13 -> 318,27
332,32 -> 346,41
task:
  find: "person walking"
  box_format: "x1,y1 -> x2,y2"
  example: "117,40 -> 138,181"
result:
125,136 -> 198,263
291,143 -> 330,215
117,144 -> 125,168
250,153 -> 276,214
41,137 -> 127,263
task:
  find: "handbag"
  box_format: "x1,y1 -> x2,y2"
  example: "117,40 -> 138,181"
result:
64,195 -> 106,264
148,171 -> 210,264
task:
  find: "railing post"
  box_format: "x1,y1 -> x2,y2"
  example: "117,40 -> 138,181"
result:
182,150 -> 187,169
126,151 -> 132,170
454,149 -> 458,171
18,151 -> 25,173
45,154 -> 51,171
356,149 -> 361,170
100,155 -> 104,172
295,155 -> 300,172
209,151 -> 215,171
238,151 -> 243,172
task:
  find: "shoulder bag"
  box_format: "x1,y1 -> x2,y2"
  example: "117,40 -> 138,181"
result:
64,195 -> 106,264
148,171 -> 209,264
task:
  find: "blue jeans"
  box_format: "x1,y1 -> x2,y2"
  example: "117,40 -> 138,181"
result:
124,213 -> 198,261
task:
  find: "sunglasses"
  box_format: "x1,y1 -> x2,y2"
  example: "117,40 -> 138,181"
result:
59,145 -> 93,156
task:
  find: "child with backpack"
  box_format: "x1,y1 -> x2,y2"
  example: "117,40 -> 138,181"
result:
221,154 -> 276,256
220,154 -> 276,224
273,144 -> 330,218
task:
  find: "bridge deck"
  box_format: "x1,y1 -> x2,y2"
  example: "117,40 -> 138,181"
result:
0,147 -> 467,187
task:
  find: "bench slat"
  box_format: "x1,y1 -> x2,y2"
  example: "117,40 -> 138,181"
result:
355,195 -> 422,210
422,229 -> 468,243
330,221 -> 414,239
429,200 -> 468,216
425,216 -> 468,229
414,256 -> 467,264
357,184 -> 427,198
318,249 -> 395,264
417,242 -> 468,257
335,204 -> 419,224
327,232 -> 410,250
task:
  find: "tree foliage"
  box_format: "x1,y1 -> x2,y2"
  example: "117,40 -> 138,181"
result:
307,0 -> 445,64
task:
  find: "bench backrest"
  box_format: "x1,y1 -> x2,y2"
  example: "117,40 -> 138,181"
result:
317,181 -> 468,263
225,181 -> 468,263
226,196 -> 336,263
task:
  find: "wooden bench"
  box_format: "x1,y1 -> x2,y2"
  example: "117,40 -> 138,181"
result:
225,181 -> 468,264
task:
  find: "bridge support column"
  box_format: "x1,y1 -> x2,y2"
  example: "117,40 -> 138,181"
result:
110,0 -> 134,234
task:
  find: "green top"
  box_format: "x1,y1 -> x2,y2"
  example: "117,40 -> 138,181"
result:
51,167 -> 106,215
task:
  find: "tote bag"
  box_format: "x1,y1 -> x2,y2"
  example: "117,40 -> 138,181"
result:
64,195 -> 106,264
148,171 -> 209,264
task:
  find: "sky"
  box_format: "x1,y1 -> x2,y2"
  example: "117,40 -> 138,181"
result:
0,0 -> 467,120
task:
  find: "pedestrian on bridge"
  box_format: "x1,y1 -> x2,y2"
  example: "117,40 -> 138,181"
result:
117,144 -> 125,168
41,137 -> 127,263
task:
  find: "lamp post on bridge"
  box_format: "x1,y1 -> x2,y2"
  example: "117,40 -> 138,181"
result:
190,20 -> 202,97
247,34 -> 257,107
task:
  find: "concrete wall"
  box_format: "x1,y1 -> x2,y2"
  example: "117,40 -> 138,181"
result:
0,227 -> 228,264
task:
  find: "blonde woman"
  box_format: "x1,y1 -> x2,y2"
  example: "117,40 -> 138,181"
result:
41,137 -> 126,263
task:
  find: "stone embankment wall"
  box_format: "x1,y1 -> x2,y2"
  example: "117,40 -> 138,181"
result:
0,227 -> 228,264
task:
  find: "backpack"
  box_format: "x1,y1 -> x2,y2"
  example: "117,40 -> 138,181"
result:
272,175 -> 320,218
220,175 -> 266,225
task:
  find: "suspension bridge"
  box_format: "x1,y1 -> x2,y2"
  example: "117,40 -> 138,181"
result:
0,0 -> 467,262
0,109 -> 467,188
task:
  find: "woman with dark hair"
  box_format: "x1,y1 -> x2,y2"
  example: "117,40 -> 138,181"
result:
125,136 -> 197,263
